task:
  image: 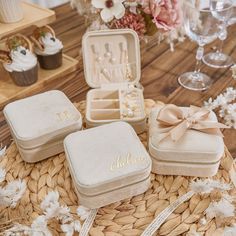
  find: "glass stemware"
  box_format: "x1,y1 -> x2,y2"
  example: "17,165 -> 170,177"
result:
228,4 -> 236,25
178,0 -> 220,91
203,0 -> 234,68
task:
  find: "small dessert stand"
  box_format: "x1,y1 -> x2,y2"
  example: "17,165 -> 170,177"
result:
0,1 -> 78,110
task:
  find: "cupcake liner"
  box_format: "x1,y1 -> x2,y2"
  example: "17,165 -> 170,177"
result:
37,50 -> 63,70
9,64 -> 38,86
0,0 -> 23,23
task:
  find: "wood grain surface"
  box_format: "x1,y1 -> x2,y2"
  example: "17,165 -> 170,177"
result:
0,3 -> 235,156
0,2 -> 55,38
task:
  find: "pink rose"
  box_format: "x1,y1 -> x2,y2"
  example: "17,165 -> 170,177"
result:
142,0 -> 182,32
142,0 -> 161,17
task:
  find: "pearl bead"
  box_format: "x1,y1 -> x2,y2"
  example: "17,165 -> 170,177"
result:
96,56 -> 103,63
127,110 -> 134,118
105,52 -> 111,58
110,57 -> 116,63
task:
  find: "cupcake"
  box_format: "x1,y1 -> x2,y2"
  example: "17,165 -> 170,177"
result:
31,25 -> 63,70
2,34 -> 38,86
0,0 -> 23,23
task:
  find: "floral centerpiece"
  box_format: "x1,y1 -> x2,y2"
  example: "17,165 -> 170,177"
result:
71,0 -> 185,50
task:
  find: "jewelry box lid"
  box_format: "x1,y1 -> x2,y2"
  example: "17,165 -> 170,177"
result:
64,122 -> 151,197
4,90 -> 82,149
149,107 -> 225,164
82,29 -> 141,89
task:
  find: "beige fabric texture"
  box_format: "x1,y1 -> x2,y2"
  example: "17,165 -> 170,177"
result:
82,29 -> 141,88
64,122 -> 151,206
149,107 -> 225,164
4,90 -> 82,149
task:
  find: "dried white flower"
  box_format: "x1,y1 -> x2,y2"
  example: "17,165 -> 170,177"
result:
74,220 -> 81,231
47,204 -> 70,220
31,215 -> 52,236
40,191 -> 82,234
61,223 -> 74,236
190,179 -> 231,195
206,199 -> 235,219
210,180 -> 232,191
4,223 -> 30,236
204,87 -> 236,128
4,217 -> 52,236
41,192 -> 64,217
61,220 -> 81,236
223,103 -> 236,129
3,191 -> 82,235
0,167 -> 6,183
0,180 -> 26,207
40,191 -> 73,222
224,224 -> 236,236
190,179 -> 214,194
41,191 -> 59,210
77,205 -> 90,220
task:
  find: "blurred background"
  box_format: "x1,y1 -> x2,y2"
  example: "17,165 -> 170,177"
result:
26,0 -> 69,8
26,0 -> 236,8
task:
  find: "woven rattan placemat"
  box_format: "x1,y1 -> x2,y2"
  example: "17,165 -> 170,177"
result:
0,100 -> 235,236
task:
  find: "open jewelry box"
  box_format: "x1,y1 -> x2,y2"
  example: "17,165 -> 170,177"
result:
82,29 -> 146,134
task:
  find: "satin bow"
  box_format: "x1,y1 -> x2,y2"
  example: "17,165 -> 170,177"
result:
156,104 -> 228,142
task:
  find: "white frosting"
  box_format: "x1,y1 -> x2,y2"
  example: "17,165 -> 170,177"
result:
36,33 -> 63,55
4,46 -> 37,72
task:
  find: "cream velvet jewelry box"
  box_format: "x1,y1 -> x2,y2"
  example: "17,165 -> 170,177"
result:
64,122 -> 151,209
4,90 -> 82,163
149,105 -> 225,177
82,29 -> 146,134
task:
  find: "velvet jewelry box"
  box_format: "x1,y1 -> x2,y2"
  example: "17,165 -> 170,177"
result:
64,122 -> 152,209
82,29 -> 146,134
148,105 -> 225,177
4,90 -> 82,163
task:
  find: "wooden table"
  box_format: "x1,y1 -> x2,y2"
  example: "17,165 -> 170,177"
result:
0,3 -> 236,156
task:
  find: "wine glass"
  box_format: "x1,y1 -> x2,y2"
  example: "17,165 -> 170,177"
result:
203,0 -> 234,68
178,0 -> 220,91
228,4 -> 236,25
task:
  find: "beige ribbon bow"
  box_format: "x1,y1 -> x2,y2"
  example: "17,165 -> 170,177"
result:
157,104 -> 228,142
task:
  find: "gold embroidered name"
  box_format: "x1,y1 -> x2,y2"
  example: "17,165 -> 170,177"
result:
110,153 -> 146,171
56,110 -> 75,122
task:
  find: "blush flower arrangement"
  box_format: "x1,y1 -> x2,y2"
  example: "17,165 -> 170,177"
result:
71,0 -> 185,48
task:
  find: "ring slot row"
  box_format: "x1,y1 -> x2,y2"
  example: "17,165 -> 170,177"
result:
87,88 -> 145,121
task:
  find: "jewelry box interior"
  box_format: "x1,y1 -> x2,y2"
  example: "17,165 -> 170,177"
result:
82,29 -> 146,131
87,88 -> 146,122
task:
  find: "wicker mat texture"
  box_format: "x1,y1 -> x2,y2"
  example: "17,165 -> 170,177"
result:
0,100 -> 235,236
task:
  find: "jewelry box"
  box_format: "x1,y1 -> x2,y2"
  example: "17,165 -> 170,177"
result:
64,122 -> 151,209
148,106 -> 225,177
82,29 -> 146,134
3,90 -> 82,163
